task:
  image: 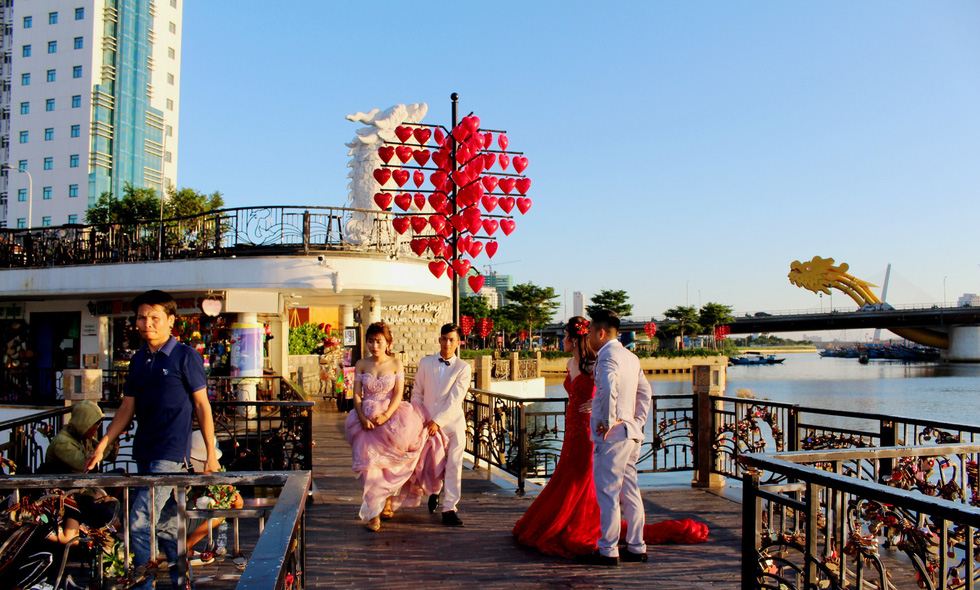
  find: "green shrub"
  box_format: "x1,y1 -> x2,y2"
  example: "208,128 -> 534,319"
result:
288,322 -> 328,355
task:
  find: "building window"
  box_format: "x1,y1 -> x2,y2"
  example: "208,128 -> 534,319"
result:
47,41 -> 57,54
18,131 -> 28,144
165,125 -> 173,137
21,73 -> 30,86
19,102 -> 29,115
43,157 -> 53,170
46,69 -> 56,82
44,128 -> 53,141
68,214 -> 77,223
69,155 -> 79,167
71,95 -> 81,108
41,217 -> 51,227
69,185 -> 78,198
23,16 -> 32,29
165,98 -> 173,111
16,219 -> 26,229
70,124 -> 80,138
170,0 -> 177,7
22,45 -> 31,57
168,47 -> 175,59
17,189 -> 25,202
18,161 -> 27,171
167,73 -> 174,85
72,66 -> 82,78
42,187 -> 52,199
46,99 -> 55,111
74,37 -> 83,50
165,151 -> 172,163
48,12 -> 58,25
75,7 -> 85,20
169,22 -> 176,34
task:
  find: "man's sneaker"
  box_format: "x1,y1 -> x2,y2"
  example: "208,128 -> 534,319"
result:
621,550 -> 648,563
576,551 -> 620,566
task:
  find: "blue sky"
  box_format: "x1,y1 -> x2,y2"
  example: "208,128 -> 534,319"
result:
178,1 -> 980,322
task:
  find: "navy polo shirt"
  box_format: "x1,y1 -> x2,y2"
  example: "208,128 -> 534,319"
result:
125,336 -> 207,463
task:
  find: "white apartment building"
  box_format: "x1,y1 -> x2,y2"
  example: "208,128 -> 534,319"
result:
0,0 -> 181,228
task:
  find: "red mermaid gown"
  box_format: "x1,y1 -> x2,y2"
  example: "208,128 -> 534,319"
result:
512,372 -> 709,558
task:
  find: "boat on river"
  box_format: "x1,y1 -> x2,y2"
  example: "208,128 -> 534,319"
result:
729,352 -> 785,366
819,344 -> 941,362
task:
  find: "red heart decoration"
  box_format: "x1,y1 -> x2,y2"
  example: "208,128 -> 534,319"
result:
452,169 -> 470,189
462,115 -> 481,133
467,158 -> 484,176
498,154 -> 510,171
430,171 -> 448,189
428,238 -> 445,257
452,124 -> 469,142
451,214 -> 468,233
516,197 -> 532,214
431,150 -> 447,170
515,178 -> 531,195
429,214 -> 447,231
413,150 -> 430,166
392,217 -> 410,235
456,185 -> 474,209
374,169 -> 392,186
394,193 -> 412,211
481,194 -> 499,212
462,206 -> 482,225
468,240 -> 483,258
498,197 -> 515,213
467,134 -> 484,152
374,192 -> 392,209
413,128 -> 431,145
482,219 -> 499,236
413,193 -> 426,210
457,235 -> 472,255
413,170 -> 425,188
483,132 -> 493,149
428,260 -> 447,278
447,266 -> 454,280
485,241 -> 498,258
497,134 -> 509,151
513,156 -> 529,173
468,274 -> 485,293
378,146 -> 394,164
467,217 -> 483,235
429,192 -> 448,213
453,258 -> 472,276
395,126 -> 414,142
392,169 -> 410,187
410,216 -> 428,233
482,176 -> 499,192
410,238 -> 427,255
482,153 -> 496,170
498,178 -> 516,194
500,219 -> 516,235
433,128 -> 446,146
456,146 -> 471,165
395,146 -> 413,164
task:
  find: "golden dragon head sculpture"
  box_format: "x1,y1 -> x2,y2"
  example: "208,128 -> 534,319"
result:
788,256 -> 881,307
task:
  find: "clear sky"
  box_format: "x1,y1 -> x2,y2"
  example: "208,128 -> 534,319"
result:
177,1 -> 980,323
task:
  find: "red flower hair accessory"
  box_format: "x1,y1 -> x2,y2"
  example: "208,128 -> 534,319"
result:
576,320 -> 590,336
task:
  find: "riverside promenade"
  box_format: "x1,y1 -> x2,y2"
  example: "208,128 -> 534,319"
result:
304,406 -> 743,588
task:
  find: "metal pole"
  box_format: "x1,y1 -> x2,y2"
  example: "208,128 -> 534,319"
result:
450,92 -> 460,329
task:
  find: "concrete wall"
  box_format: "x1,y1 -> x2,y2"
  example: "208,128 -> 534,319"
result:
382,300 -> 452,365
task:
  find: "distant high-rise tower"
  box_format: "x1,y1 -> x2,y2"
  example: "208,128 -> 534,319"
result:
0,0 -> 181,228
573,291 -> 584,318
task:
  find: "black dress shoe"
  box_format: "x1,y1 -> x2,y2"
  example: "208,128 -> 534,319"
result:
621,550 -> 648,563
575,551 -> 619,566
428,494 -> 439,514
441,510 -> 464,527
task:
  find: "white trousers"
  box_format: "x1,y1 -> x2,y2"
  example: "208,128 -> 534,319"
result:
593,438 -> 646,557
442,423 -> 465,512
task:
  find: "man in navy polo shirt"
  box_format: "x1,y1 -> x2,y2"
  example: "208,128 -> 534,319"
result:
87,289 -> 218,588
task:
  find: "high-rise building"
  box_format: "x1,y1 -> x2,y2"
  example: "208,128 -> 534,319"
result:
0,0 -> 181,228
572,291 -> 584,318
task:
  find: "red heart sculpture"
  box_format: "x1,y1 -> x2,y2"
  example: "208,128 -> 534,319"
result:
395,146 -> 413,164
395,126 -> 413,142
467,158 -> 484,176
438,222 -> 453,237
451,214 -> 468,233
467,217 -> 483,235
497,134 -> 509,150
468,240 -> 483,258
453,259 -> 472,276
410,216 -> 428,233
374,192 -> 392,209
429,192 -> 448,213
452,169 -> 470,189
515,178 -> 531,195
431,150 -> 447,169
456,185 -> 474,209
429,215 -> 447,233
481,194 -> 498,212
430,171 -> 448,189
468,274 -> 485,293
413,193 -> 426,210
457,236 -> 472,256
498,178 -> 516,194
485,241 -> 498,258
392,169 -> 410,187
498,154 -> 510,171
482,176 -> 499,192
413,128 -> 431,145
410,238 -> 427,256
413,170 -> 425,188
394,193 -> 412,211
428,238 -> 445,257
483,132 -> 493,149
462,115 -> 481,133
392,217 -> 410,235
483,153 -> 496,170
500,219 -> 516,235
378,146 -> 394,164
452,124 -> 469,143
462,206 -> 482,226
374,169 -> 392,186
456,146 -> 471,164
498,197 -> 515,213
513,156 -> 529,173
428,260 -> 447,278
482,219 -> 499,236
516,197 -> 532,214
413,149 -> 430,166
433,128 -> 446,146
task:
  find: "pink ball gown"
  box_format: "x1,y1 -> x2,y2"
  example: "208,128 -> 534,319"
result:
344,372 -> 447,521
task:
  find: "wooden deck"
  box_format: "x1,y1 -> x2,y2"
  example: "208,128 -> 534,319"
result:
304,406 -> 743,588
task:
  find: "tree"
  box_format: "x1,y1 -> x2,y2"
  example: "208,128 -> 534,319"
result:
459,294 -> 491,321
164,186 -> 224,219
662,305 -> 701,341
503,282 -> 560,340
586,289 -> 633,318
698,302 -> 734,335
85,183 -> 160,224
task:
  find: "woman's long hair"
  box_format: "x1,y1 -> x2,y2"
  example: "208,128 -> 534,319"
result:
566,316 -> 596,375
365,322 -> 393,356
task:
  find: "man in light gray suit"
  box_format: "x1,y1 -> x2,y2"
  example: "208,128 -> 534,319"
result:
579,309 -> 653,566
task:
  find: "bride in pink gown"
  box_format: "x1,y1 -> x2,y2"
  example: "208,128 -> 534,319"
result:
345,322 -> 447,531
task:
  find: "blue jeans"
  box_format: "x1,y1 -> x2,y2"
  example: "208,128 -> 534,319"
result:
131,460 -> 186,589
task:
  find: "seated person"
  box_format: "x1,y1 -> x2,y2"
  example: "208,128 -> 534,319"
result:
40,401 -> 118,474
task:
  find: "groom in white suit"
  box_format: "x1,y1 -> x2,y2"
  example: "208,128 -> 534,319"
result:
411,323 -> 472,526
581,309 -> 653,566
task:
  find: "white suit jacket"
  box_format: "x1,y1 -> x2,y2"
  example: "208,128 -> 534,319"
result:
411,354 -> 472,431
590,339 -> 653,443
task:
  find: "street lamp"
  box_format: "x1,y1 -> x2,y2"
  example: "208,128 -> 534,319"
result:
2,164 -> 33,229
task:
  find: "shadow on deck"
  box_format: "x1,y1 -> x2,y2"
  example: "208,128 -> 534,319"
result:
305,406 -> 742,588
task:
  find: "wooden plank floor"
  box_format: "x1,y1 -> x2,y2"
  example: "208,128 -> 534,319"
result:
305,405 -> 743,589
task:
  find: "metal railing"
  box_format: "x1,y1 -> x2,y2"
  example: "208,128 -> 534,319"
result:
0,406 -> 69,473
